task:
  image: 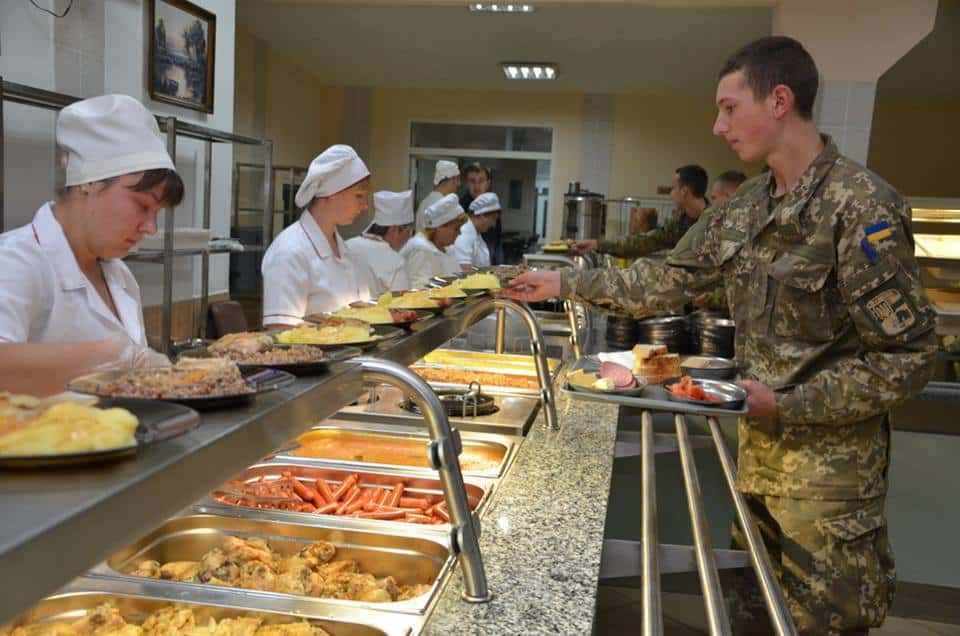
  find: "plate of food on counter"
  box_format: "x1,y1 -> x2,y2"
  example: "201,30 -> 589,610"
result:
566,364 -> 648,396
663,375 -> 747,409
67,358 -> 296,411
0,392 -> 198,468
541,239 -> 575,253
374,290 -> 456,314
178,332 -> 360,376
450,271 -> 502,294
327,303 -> 429,328
279,316 -> 403,350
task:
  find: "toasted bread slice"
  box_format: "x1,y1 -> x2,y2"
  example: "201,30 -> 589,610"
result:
631,344 -> 668,375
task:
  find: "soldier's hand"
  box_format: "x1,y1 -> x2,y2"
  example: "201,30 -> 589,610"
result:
573,239 -> 599,254
740,379 -> 778,417
691,293 -> 710,309
500,270 -> 562,302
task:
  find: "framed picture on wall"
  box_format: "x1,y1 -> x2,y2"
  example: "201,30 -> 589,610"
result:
148,0 -> 216,113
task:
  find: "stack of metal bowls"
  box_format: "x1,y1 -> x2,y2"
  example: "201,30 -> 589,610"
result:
636,315 -> 689,354
605,314 -> 639,349
698,317 -> 736,358
688,310 -> 725,354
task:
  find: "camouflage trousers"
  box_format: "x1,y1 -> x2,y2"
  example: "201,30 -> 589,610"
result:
729,494 -> 895,635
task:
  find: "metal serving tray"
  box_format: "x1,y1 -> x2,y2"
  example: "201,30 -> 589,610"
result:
409,349 -> 563,398
561,356 -> 749,417
90,511 -> 452,616
1,582 -> 417,636
271,422 -> 518,479
200,462 -> 493,529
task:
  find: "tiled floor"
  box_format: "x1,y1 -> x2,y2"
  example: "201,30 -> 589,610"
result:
594,586 -> 960,635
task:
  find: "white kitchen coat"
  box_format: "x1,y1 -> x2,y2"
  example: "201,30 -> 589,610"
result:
0,203 -> 146,345
261,211 -> 370,325
399,233 -> 460,289
415,191 -> 444,231
345,234 -> 411,296
447,218 -> 490,268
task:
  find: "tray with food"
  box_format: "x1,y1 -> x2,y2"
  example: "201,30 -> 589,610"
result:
0,394 -> 198,468
274,318 -> 403,350
325,304 -> 430,328
1,586 -> 410,636
409,349 -> 562,397
541,239 -> 574,253
272,425 -> 514,478
180,332 -> 360,375
561,344 -> 749,416
205,462 -> 491,527
92,512 -> 450,614
67,358 -> 296,411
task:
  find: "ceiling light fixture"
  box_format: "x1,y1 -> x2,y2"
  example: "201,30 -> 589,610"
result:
501,63 -> 556,80
470,3 -> 535,13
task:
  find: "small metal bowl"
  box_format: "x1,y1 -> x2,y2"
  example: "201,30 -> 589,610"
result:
680,355 -> 738,380
662,377 -> 746,410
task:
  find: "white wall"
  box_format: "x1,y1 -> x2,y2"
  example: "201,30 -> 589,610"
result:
0,0 -> 236,313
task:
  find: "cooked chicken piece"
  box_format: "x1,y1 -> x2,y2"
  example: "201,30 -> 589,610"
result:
129,560 -> 161,579
273,560 -> 318,596
294,541 -> 335,567
311,572 -> 354,600
253,623 -> 330,636
346,573 -> 397,603
158,561 -> 200,582
7,624 -> 79,636
222,537 -> 275,565
183,617 -> 261,636
70,602 -> 128,634
314,559 -> 357,579
96,627 -> 142,636
396,583 -> 432,602
208,333 -> 273,358
239,560 -> 276,591
141,606 -> 196,636
198,548 -> 240,585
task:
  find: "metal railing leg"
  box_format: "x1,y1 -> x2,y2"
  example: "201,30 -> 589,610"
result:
641,410 -> 663,636
707,416 -> 797,636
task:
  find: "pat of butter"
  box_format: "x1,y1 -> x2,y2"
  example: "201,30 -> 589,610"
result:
593,377 -> 615,391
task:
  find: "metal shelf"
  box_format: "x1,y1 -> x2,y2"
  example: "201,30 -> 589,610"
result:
125,245 -> 264,263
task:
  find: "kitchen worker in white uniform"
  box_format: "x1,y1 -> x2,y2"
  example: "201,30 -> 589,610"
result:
261,145 -> 371,327
449,192 -> 501,269
400,194 -> 466,288
0,94 -> 183,396
415,160 -> 460,231
346,190 -> 414,296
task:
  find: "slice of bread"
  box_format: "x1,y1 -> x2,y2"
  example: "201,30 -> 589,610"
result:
639,353 -> 681,383
631,344 -> 668,375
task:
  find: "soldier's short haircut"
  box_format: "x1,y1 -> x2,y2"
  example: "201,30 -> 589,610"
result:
719,36 -> 819,120
716,170 -> 747,187
676,165 -> 709,198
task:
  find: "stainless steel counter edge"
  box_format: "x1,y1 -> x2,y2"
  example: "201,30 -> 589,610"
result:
0,363 -> 365,625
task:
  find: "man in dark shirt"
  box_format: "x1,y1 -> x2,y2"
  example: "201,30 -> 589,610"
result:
460,164 -> 502,264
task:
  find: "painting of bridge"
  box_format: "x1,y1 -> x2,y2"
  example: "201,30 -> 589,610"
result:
149,0 -> 216,113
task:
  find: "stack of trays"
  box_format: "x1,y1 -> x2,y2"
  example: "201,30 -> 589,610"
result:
698,317 -> 736,358
605,314 -> 639,349
636,315 -> 689,354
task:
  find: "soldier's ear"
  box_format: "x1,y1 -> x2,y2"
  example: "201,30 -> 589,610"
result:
770,84 -> 794,119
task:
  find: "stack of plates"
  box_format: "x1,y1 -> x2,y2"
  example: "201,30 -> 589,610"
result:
636,315 -> 689,354
605,314 -> 639,349
698,317 -> 736,358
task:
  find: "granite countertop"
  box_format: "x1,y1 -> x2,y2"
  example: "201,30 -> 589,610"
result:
422,388 -> 619,635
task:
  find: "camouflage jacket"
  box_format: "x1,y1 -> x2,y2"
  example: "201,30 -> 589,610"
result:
598,209 -> 698,259
562,138 -> 937,499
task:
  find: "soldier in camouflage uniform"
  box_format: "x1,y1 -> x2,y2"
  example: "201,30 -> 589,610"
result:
575,165 -> 710,260
504,36 -> 937,635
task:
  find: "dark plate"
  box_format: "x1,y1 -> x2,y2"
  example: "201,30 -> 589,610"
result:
66,367 -> 296,411
176,340 -> 359,376
0,399 -> 199,469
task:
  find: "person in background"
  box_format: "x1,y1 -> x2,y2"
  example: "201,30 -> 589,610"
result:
415,160 -> 460,231
261,145 -> 370,328
449,192 -> 501,269
0,94 -> 182,396
711,169 -> 748,207
574,165 -> 709,259
503,36 -> 937,634
460,164 -> 503,265
401,194 -> 466,288
346,190 -> 414,296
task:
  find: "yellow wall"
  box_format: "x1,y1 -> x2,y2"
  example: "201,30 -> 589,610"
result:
868,98 -> 960,198
234,29 -> 345,168
610,95 -> 753,199
369,88 -> 582,238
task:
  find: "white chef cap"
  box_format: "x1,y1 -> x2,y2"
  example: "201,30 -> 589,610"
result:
423,193 -> 464,228
295,145 -> 370,208
57,94 -> 175,187
469,192 -> 501,216
370,190 -> 414,227
433,160 -> 460,186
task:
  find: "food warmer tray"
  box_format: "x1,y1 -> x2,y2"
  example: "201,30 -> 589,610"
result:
86,510 -> 454,616
197,461 -> 495,530
4,578 -> 418,636
560,355 -> 749,417
271,421 -> 520,480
